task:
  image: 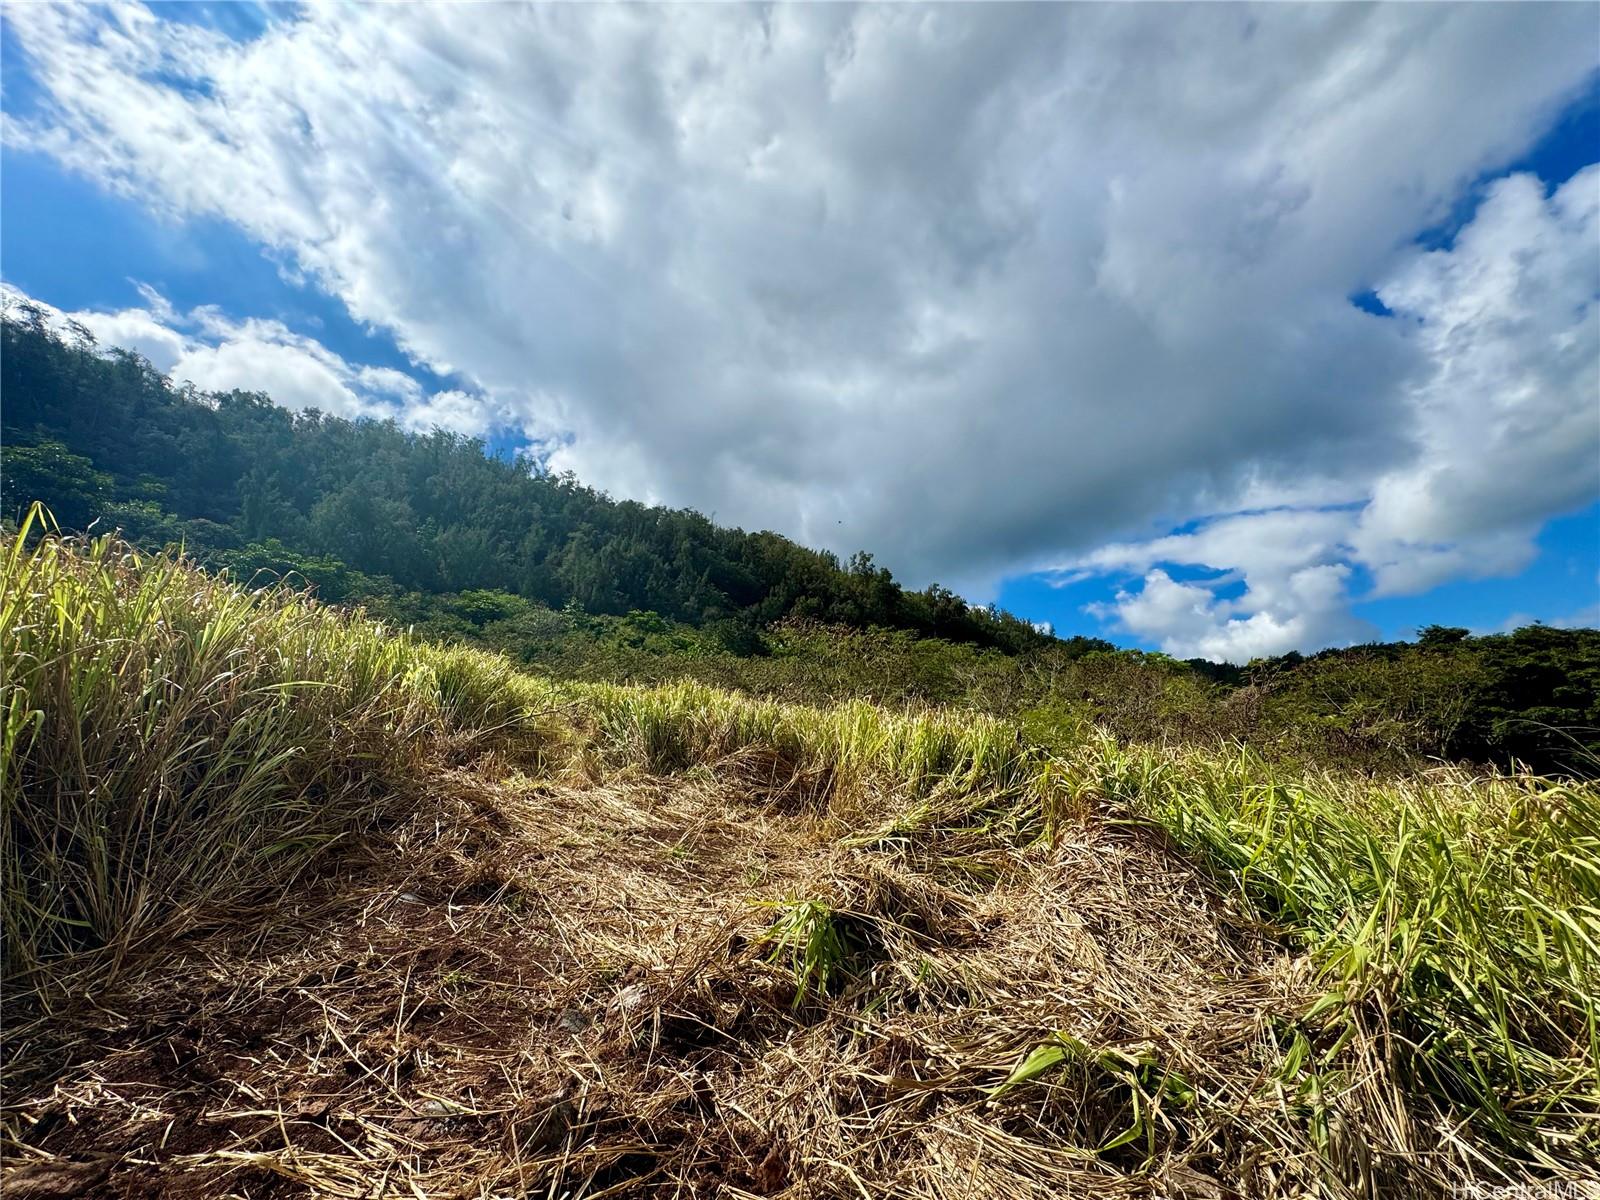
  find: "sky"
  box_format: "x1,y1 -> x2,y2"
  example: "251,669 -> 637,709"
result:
2,2 -> 1597,660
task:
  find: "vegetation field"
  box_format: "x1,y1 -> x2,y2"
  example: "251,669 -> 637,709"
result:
3,524 -> 1597,1199
7,306 -> 1599,786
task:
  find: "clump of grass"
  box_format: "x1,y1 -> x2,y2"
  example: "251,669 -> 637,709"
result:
574,678 -> 1043,818
757,895 -> 872,1006
1073,733 -> 1600,1178
989,1032 -> 1199,1162
0,516 -> 548,984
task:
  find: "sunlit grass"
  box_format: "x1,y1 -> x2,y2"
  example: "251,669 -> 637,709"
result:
0,513 -> 550,981
1072,733 -> 1600,1171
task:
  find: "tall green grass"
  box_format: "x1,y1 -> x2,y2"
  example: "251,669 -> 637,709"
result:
1074,734 -> 1600,1172
574,678 -> 1045,810
0,517 -> 551,982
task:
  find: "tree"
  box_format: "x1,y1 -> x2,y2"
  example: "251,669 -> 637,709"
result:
0,440 -> 111,530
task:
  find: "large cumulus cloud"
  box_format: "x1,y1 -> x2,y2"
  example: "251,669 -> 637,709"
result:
1068,166 -> 1600,659
4,3 -> 1596,656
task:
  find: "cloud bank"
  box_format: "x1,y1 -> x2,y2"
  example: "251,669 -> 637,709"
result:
4,3 -> 1597,658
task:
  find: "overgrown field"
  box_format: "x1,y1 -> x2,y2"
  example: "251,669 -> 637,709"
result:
3,529 -> 1597,1198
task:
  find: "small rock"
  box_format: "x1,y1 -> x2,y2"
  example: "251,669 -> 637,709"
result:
515,1088 -> 574,1153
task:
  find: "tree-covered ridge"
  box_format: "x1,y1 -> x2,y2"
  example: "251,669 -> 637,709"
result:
0,305 -> 1049,652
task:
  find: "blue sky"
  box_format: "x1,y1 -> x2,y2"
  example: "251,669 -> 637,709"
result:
1001,502 -> 1599,646
3,4 -> 1597,658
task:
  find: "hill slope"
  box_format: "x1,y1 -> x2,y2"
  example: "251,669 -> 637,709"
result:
3,529 -> 1596,1198
0,305 -> 1048,653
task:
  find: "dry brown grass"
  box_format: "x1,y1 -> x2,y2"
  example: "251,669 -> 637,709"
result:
2,744 -> 1452,1200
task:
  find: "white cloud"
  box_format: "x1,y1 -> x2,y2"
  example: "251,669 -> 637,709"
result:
355,366 -> 424,404
1496,604 -> 1600,635
398,389 -> 490,438
1076,510 -> 1376,660
171,322 -> 383,420
1057,165 -> 1600,659
1,282 -> 493,434
4,4 -> 1597,656
1355,168 -> 1600,595
1089,565 -> 1366,664
1553,603 -> 1600,632
74,304 -> 189,374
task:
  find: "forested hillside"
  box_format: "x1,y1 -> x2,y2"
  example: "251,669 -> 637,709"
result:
3,303 -> 1597,776
0,304 -> 1047,652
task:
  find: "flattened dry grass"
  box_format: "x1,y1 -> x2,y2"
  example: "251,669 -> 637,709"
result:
0,765 -> 1311,1199
2,531 -> 1597,1198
